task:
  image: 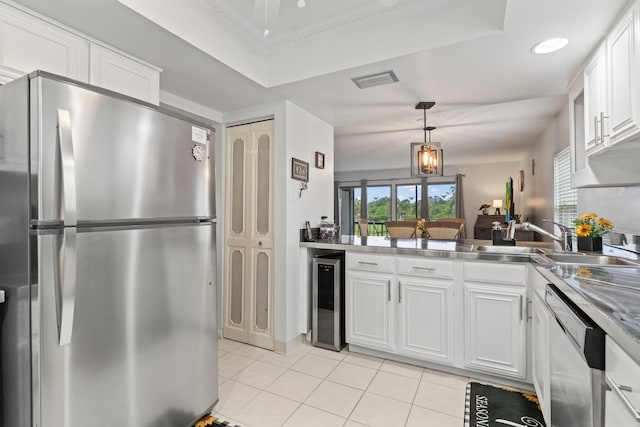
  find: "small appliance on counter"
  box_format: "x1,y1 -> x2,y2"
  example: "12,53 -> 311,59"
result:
491,221 -> 515,246
319,216 -> 339,241
303,220 -> 315,242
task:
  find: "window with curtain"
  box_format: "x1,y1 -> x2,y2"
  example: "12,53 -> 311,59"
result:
339,186 -> 361,235
554,147 -> 577,229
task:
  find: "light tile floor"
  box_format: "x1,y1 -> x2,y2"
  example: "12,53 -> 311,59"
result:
212,338 -> 486,427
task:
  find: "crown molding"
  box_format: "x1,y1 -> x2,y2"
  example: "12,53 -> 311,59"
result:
209,0 -> 427,51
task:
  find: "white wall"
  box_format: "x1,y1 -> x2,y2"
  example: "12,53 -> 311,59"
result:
526,103 -> 570,238
284,102 -> 334,340
335,160 -> 528,236
222,100 -> 334,350
510,100 -> 640,239
578,186 -> 640,232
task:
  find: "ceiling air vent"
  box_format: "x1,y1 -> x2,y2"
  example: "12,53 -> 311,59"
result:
351,70 -> 399,89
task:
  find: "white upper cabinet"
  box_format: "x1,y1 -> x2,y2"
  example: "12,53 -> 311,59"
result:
607,1 -> 640,146
0,2 -> 88,82
582,1 -> 640,153
570,0 -> 640,187
583,43 -> 607,154
89,43 -> 160,105
0,2 -> 160,103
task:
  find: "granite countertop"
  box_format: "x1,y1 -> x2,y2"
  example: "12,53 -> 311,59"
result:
301,235 -> 640,364
537,264 -> 640,365
301,235 -> 554,262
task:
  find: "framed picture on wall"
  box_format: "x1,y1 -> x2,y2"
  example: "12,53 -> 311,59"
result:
291,158 -> 309,182
518,169 -> 524,191
315,151 -> 325,169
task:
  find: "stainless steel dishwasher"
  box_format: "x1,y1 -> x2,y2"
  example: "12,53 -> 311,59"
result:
546,284 -> 605,427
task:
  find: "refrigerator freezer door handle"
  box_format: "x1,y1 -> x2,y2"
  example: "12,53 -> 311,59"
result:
58,228 -> 77,346
57,109 -> 77,227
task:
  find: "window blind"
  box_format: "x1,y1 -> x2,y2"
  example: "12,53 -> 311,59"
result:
554,147 -> 577,230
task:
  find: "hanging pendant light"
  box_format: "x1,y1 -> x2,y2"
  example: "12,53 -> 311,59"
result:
410,102 -> 444,177
418,126 -> 440,174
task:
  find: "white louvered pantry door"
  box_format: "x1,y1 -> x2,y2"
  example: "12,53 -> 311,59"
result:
224,120 -> 274,350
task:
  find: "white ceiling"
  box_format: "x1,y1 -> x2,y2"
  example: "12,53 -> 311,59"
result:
10,0 -> 630,172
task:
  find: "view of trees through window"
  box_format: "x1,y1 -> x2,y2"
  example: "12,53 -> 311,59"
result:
397,185 -> 421,219
366,186 -> 391,222
348,182 -> 457,236
428,183 -> 456,219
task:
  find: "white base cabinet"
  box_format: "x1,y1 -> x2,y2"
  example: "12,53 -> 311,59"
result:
462,261 -> 527,380
531,291 -> 551,424
346,255 -> 530,381
463,282 -> 526,379
395,256 -> 455,365
346,270 -> 395,352
605,337 -> 640,427
397,278 -> 454,364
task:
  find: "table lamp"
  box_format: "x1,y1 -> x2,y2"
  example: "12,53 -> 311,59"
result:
493,199 -> 503,215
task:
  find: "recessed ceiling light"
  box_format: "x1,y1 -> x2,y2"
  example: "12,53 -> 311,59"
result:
531,37 -> 569,54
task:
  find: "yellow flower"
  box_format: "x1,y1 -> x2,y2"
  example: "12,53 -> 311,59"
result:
577,267 -> 593,279
597,218 -> 614,229
576,223 -> 592,237
579,213 -> 598,220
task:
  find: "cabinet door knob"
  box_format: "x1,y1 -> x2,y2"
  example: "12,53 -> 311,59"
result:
258,241 -> 263,246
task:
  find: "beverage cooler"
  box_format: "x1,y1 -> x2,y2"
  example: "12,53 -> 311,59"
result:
312,252 -> 345,351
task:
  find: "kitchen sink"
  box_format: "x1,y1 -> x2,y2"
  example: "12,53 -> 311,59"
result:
476,245 -> 547,254
543,253 -> 640,266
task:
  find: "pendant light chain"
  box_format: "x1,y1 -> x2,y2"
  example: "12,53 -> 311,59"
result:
416,102 -> 441,175
264,0 -> 270,37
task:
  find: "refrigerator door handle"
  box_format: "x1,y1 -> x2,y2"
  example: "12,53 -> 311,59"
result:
57,109 -> 77,227
57,228 -> 77,346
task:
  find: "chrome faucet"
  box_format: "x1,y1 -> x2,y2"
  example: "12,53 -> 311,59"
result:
506,219 -> 573,251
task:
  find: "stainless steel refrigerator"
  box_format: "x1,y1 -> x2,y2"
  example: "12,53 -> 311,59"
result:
0,71 -> 218,427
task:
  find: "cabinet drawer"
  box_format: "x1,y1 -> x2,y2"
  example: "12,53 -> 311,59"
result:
396,256 -> 453,279
464,261 -> 526,285
347,252 -> 394,273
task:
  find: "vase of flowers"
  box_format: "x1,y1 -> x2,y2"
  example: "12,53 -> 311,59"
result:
573,213 -> 614,252
479,203 -> 491,215
417,218 -> 428,238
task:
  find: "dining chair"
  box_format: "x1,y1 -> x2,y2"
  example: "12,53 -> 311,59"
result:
433,218 -> 466,239
358,218 -> 369,237
384,220 -> 417,238
424,220 -> 465,240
